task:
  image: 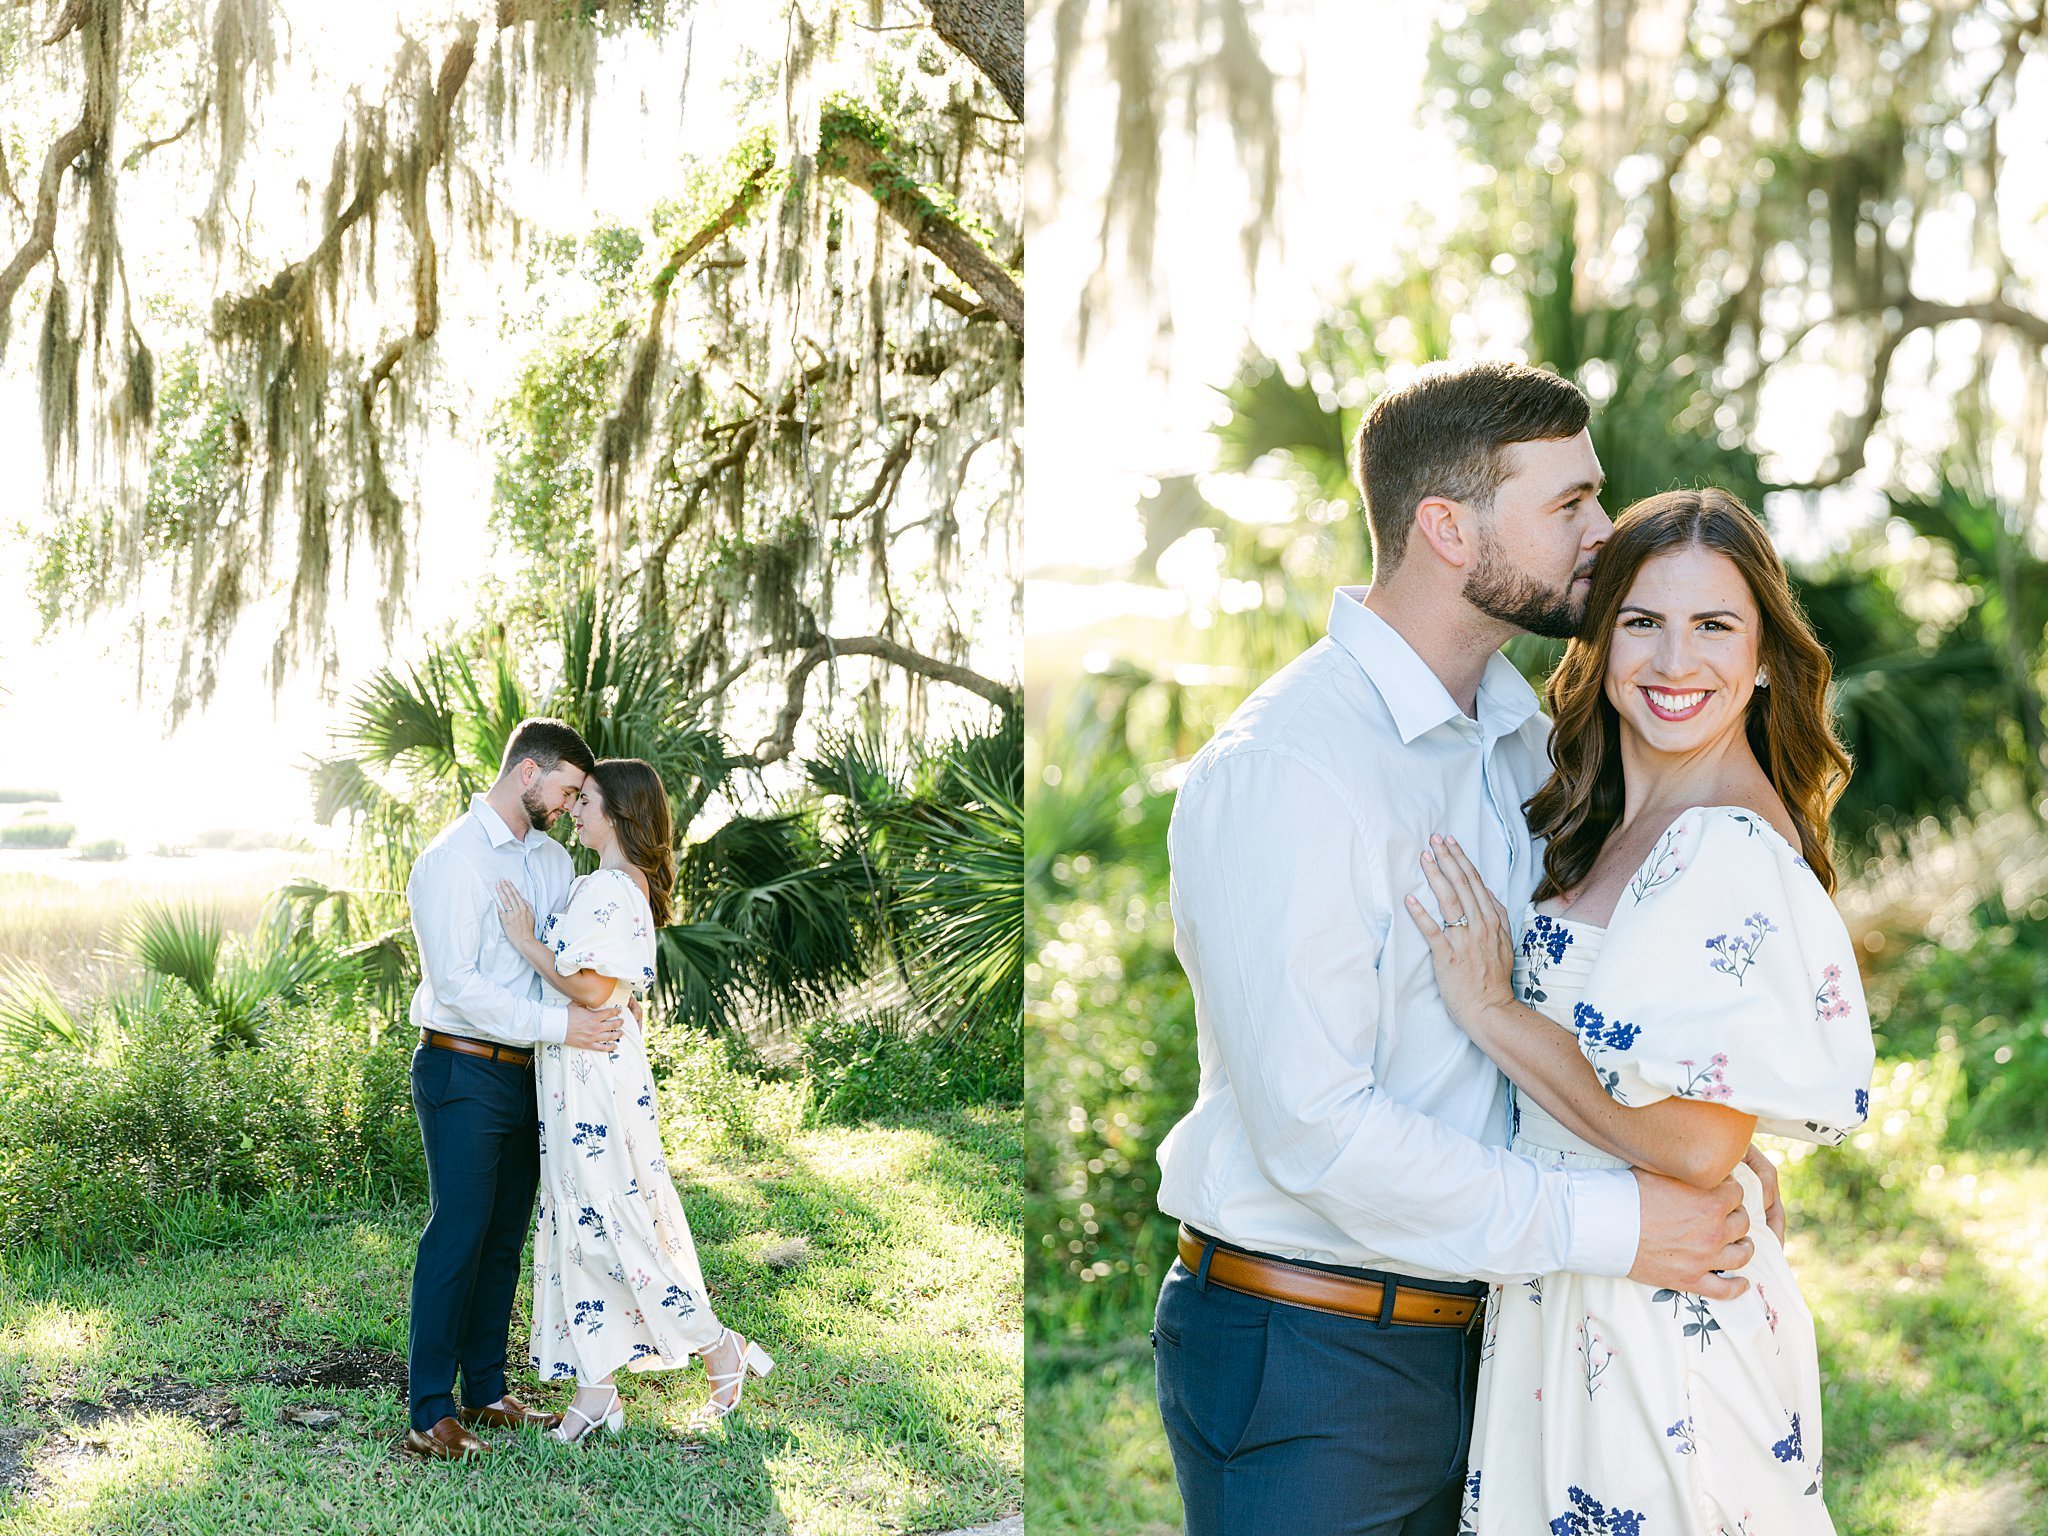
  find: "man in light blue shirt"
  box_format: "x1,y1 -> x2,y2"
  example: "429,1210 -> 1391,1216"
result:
1154,362 -> 1769,1534
401,718 -> 628,1460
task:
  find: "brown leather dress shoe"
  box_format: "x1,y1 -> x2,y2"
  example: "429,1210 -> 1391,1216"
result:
400,1416 -> 490,1461
459,1394 -> 563,1431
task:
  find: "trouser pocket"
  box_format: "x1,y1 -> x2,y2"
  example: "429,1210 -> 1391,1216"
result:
1154,1263 -> 1272,1462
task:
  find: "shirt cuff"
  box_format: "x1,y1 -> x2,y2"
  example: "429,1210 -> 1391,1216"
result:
538,1004 -> 568,1045
1561,1167 -> 1642,1278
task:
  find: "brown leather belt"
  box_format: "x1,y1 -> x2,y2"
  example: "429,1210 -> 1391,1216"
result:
1178,1226 -> 1481,1330
419,1029 -> 535,1068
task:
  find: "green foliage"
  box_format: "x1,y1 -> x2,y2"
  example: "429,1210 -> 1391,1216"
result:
0,788 -> 60,804
0,957 -> 91,1055
1867,894 -> 2048,1147
76,837 -> 126,861
806,710 -> 1026,1033
0,988 -> 423,1263
119,899 -> 363,1051
806,1005 -> 1023,1125
489,325 -> 612,617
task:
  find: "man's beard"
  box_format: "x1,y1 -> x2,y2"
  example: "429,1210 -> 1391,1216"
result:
519,785 -> 556,832
1464,533 -> 1588,640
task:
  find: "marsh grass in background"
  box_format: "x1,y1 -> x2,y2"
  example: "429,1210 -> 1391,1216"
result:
0,868 -> 288,1010
0,823 -> 75,851
0,1044 -> 1022,1535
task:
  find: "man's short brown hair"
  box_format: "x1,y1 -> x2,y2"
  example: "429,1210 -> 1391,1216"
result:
499,717 -> 596,779
1353,360 -> 1590,571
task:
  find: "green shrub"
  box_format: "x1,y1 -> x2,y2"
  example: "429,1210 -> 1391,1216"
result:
803,1005 -> 1021,1125
0,788 -> 61,804
0,985 -> 423,1262
77,837 -> 127,862
0,820 -> 75,849
647,1032 -> 809,1154
1867,897 -> 2048,1146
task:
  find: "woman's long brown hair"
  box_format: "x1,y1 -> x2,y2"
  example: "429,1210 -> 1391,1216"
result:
1526,488 -> 1853,901
589,758 -> 676,926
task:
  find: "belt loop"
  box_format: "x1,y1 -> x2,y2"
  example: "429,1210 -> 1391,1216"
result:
1375,1278 -> 1397,1330
1195,1238 -> 1218,1292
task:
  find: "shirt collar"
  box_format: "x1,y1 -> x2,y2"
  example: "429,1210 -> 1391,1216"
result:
470,793 -> 541,850
1327,586 -> 1542,745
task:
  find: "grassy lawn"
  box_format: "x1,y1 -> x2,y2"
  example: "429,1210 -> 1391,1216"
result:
1023,1150 -> 2048,1536
0,1105 -> 1021,1536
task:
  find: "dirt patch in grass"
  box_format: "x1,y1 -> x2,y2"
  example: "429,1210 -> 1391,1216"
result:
257,1346 -> 407,1396
6,1347 -> 409,1502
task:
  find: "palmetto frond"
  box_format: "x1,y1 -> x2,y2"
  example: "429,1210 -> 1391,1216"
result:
678,812 -> 868,1024
124,903 -> 225,1003
0,960 -> 88,1055
347,653 -> 472,789
890,759 -> 1023,1026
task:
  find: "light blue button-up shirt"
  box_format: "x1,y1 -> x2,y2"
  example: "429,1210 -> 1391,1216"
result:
407,794 -> 574,1047
1155,587 -> 1641,1283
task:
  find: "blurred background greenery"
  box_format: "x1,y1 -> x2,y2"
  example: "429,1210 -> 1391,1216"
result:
1029,0 -> 2048,1530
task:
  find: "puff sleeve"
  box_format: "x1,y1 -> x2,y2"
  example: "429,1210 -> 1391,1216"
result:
1570,807 -> 1874,1145
539,869 -> 660,999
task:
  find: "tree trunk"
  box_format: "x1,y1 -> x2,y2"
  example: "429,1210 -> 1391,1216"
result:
919,0 -> 1023,117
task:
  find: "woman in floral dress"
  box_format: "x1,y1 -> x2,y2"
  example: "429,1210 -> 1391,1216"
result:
1405,491 -> 1873,1535
495,757 -> 773,1442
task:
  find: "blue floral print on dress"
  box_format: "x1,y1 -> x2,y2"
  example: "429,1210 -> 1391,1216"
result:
1573,1003 -> 1642,1096
574,1298 -> 605,1334
1548,1486 -> 1646,1536
573,1120 -> 608,1158
1519,915 -> 1574,1004
1773,1411 -> 1804,1464
1666,1415 -> 1696,1455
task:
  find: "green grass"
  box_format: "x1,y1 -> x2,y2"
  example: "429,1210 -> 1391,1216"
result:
1021,1147 -> 2048,1536
0,1105 -> 1022,1535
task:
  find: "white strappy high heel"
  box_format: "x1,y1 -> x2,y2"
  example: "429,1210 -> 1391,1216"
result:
548,1381 -> 624,1444
695,1327 -> 774,1423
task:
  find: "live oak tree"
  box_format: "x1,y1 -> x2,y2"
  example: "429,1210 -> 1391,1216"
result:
2,0 -> 1020,763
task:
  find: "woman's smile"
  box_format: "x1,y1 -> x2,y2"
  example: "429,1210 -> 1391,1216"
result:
1640,685 -> 1713,722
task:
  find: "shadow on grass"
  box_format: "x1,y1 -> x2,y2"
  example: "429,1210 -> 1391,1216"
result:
15,1406 -> 799,1536
0,1108 -> 1021,1535
1795,1169 -> 2048,1531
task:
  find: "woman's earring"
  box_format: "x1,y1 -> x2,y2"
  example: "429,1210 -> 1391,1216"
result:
1755,666 -> 1770,688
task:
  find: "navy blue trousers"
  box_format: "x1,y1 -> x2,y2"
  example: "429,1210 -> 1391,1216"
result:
1155,1250 -> 1483,1536
406,1043 -> 541,1432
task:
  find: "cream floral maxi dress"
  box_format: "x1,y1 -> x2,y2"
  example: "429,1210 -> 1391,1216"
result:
1462,807 -> 1874,1536
527,868 -> 723,1384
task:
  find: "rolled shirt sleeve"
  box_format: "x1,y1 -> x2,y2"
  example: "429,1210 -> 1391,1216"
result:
1166,746 -> 1640,1283
408,848 -> 569,1047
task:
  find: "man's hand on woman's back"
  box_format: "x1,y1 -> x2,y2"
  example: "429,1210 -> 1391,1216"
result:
565,1002 -> 625,1051
1628,1170 -> 1755,1300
